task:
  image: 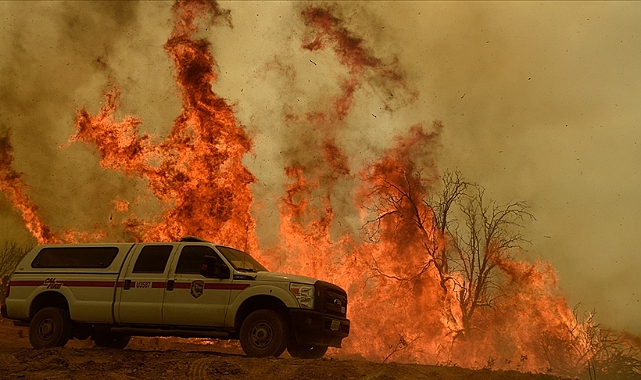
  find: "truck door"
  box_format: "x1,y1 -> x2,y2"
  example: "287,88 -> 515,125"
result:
116,244 -> 175,325
162,244 -> 232,327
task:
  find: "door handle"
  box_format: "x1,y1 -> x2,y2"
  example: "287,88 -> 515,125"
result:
124,279 -> 131,290
167,280 -> 175,291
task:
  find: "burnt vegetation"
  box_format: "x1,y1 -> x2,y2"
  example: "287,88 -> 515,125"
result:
566,310 -> 641,380
362,167 -> 640,378
363,169 -> 533,338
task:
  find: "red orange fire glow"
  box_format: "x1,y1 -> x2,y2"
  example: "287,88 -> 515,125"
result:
0,0 -> 598,376
71,0 -> 257,252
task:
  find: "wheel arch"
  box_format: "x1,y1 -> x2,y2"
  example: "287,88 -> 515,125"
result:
29,291 -> 70,318
234,295 -> 291,331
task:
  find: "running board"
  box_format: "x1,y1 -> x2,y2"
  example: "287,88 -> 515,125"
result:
109,327 -> 232,339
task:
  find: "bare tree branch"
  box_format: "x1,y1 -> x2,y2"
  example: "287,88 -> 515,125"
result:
361,167 -> 535,340
0,239 -> 32,304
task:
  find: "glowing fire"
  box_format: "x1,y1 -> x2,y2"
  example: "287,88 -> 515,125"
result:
0,133 -> 56,244
71,0 -> 257,252
0,0 -> 600,376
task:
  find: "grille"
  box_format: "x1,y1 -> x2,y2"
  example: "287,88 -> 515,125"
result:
316,281 -> 348,318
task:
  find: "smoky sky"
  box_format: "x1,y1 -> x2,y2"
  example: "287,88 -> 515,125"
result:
0,1 -> 639,335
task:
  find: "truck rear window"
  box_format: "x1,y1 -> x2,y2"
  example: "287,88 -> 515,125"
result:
31,247 -> 119,269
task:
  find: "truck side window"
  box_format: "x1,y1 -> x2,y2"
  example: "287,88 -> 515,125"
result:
31,247 -> 119,268
133,245 -> 173,274
175,246 -> 225,275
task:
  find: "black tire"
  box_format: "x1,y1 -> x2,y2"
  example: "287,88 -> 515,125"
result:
29,307 -> 73,349
287,341 -> 328,359
92,332 -> 131,349
239,309 -> 289,357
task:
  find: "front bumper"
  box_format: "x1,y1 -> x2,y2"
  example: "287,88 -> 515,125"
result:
289,309 -> 350,348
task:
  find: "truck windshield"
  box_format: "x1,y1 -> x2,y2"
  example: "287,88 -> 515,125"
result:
216,246 -> 268,272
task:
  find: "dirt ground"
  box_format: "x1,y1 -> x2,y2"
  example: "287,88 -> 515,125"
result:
0,318 -> 570,380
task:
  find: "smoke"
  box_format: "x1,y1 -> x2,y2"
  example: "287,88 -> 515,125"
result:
0,1 -> 172,238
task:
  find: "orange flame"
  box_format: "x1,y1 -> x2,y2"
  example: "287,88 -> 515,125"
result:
0,132 -> 56,244
70,0 -> 256,251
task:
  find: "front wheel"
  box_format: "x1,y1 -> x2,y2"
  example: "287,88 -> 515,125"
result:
92,332 -> 131,349
239,309 -> 289,357
29,307 -> 73,349
287,341 -> 328,359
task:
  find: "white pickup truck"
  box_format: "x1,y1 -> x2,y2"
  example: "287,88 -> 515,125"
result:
1,237 -> 350,359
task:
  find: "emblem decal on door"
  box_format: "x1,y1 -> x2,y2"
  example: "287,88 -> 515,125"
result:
190,280 -> 204,298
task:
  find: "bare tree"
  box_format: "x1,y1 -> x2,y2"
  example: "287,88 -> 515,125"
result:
362,167 -> 533,339
448,185 -> 533,337
0,240 -> 30,278
426,171 -> 469,276
361,167 -> 467,356
362,167 -> 447,288
0,240 -> 32,303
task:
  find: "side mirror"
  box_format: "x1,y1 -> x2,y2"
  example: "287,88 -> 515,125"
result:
200,255 -> 230,279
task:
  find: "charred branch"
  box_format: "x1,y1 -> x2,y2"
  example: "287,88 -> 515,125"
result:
449,184 -> 534,337
362,168 -> 446,289
382,334 -> 422,364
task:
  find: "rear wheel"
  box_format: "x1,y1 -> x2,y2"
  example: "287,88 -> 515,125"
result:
239,309 -> 288,357
287,341 -> 328,359
29,307 -> 72,349
92,332 -> 131,349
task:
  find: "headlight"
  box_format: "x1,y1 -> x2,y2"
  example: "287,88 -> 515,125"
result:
289,283 -> 314,309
